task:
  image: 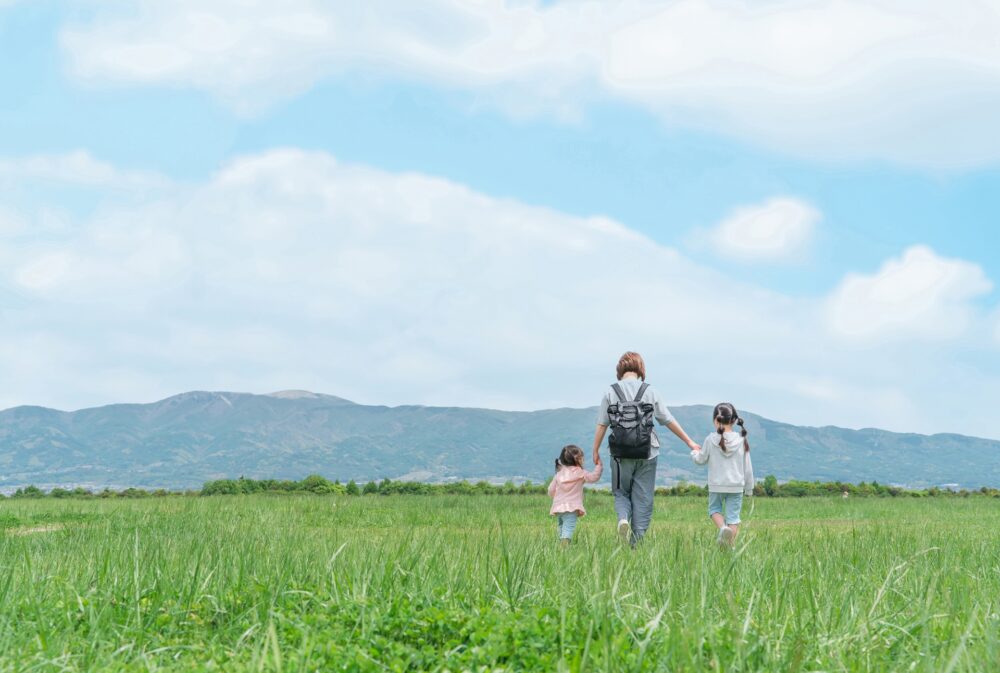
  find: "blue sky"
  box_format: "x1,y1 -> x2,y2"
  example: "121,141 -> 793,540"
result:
1,0 -> 999,439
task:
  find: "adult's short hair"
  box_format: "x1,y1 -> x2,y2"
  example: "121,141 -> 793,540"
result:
616,351 -> 646,381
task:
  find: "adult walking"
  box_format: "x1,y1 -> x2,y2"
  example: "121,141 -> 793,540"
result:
593,351 -> 700,545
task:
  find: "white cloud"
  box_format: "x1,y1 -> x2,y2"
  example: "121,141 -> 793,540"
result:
790,377 -> 915,419
0,148 -> 795,410
0,150 -> 168,188
1,149 -> 998,438
701,197 -> 819,261
827,246 -> 993,342
14,251 -> 75,291
59,0 -> 1000,166
0,206 -> 27,236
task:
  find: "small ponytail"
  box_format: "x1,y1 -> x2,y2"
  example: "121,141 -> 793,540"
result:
735,414 -> 750,453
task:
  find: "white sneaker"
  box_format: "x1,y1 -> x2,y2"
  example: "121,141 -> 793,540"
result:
718,526 -> 736,548
617,519 -> 631,543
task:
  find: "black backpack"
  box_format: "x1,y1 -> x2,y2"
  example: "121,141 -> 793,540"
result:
607,382 -> 655,460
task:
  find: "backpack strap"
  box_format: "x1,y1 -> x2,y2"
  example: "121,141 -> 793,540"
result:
633,382 -> 649,402
611,383 -> 628,403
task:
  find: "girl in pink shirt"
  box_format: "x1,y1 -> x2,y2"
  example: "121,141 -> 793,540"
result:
548,444 -> 603,546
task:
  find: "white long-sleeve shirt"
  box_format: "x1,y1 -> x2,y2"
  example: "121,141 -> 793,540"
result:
691,431 -> 754,495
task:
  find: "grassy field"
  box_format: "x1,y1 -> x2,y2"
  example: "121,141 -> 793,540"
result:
1,494 -> 999,672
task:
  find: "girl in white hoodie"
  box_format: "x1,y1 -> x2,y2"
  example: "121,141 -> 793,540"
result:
691,402 -> 755,547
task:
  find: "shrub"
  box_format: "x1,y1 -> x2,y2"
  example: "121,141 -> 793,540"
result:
300,474 -> 333,494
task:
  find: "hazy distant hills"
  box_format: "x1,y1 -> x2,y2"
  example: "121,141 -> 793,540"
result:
0,390 -> 997,490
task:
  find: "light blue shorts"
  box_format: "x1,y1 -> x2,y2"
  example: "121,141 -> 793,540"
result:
557,512 -> 578,540
708,492 -> 744,525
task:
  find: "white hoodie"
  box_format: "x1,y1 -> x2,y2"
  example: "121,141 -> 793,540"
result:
691,431 -> 754,495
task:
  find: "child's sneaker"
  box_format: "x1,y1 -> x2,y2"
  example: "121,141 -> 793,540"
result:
617,519 -> 631,544
718,526 -> 735,548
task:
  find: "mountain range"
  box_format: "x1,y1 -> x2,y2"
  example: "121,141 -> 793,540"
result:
1,390 -> 997,491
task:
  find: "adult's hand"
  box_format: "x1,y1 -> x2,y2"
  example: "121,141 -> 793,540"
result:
667,420 -> 700,453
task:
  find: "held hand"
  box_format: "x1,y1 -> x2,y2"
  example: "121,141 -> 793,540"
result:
594,454 -> 602,466
686,439 -> 701,452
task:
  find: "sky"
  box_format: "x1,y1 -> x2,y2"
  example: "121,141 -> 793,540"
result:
1,0 -> 999,438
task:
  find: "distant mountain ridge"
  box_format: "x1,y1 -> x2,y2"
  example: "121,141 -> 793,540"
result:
0,390 -> 997,490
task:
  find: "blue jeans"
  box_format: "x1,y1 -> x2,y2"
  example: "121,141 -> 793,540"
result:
708,492 -> 744,525
557,512 -> 578,540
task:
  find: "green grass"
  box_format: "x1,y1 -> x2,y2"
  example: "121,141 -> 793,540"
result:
1,494 -> 999,672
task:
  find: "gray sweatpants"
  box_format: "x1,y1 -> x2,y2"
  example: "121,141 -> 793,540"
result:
612,457 -> 658,544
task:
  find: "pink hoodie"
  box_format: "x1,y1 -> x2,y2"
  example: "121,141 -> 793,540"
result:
548,463 -> 603,516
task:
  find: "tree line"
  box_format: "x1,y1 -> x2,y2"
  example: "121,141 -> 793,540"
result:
3,475 -> 1000,499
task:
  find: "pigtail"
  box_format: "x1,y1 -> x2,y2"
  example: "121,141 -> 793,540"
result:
735,413 -> 750,453
554,458 -> 561,473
